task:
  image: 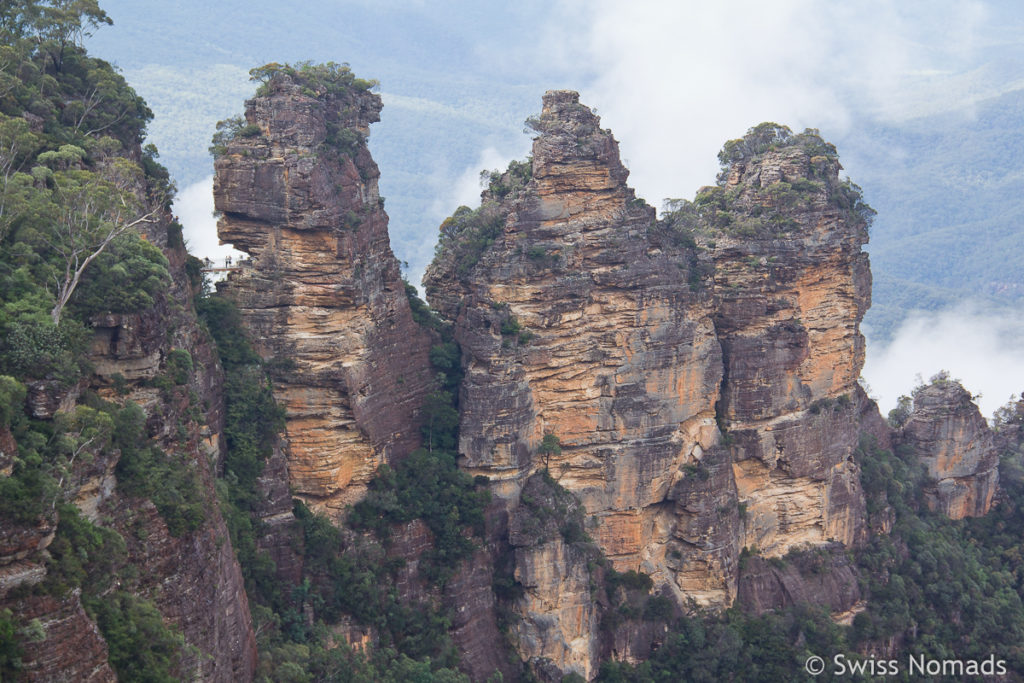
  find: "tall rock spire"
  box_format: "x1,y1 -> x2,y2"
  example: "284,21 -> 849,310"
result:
214,65 -> 434,516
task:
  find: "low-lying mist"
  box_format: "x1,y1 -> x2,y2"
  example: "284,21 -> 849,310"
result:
173,175 -> 244,265
863,303 -> 1024,420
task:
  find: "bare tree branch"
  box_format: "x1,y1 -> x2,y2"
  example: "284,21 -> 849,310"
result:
49,209 -> 158,324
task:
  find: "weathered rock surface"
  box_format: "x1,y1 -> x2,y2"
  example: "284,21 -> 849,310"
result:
253,441 -> 305,588
12,592 -> 116,682
215,72 -> 434,516
735,543 -> 861,616
900,378 -> 999,519
425,92 -> 727,607
507,473 -> 605,680
512,536 -> 603,680
425,99 -> 879,677
706,134 -> 871,559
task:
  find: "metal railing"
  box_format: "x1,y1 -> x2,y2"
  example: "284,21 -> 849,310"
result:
199,257 -> 250,272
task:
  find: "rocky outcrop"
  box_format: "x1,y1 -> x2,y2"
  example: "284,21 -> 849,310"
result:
705,130 -> 871,558
507,472 -> 605,680
214,69 -> 434,516
735,543 -> 861,616
899,378 -> 999,519
425,98 -> 879,677
425,92 -> 727,611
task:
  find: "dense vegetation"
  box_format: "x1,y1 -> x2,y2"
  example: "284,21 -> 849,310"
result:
0,0 -> 170,390
198,250 -> 488,680
0,2 -> 201,679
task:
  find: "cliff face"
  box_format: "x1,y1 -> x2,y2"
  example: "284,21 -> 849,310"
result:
425,95 -> 878,677
706,135 -> 872,557
735,544 -> 862,616
214,72 -> 434,516
89,232 -> 258,681
1,224 -> 257,681
425,90 -> 728,601
899,378 -> 999,519
507,473 -> 606,680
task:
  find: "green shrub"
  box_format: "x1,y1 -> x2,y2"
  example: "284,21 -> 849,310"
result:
0,609 -> 22,680
349,448 -> 489,585
643,595 -> 673,621
434,204 -> 506,278
0,310 -> 91,385
165,220 -> 185,249
113,402 -> 206,536
428,342 -> 462,391
67,235 -> 170,319
483,158 -> 531,199
209,115 -> 255,156
499,316 -> 521,337
607,569 -> 653,593
324,123 -> 364,157
405,282 -> 445,332
85,592 -> 184,682
165,349 -> 192,385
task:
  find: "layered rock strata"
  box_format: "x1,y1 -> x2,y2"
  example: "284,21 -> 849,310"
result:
704,135 -> 872,556
426,91 -> 728,603
425,95 -> 878,677
900,378 -> 999,519
214,72 -> 434,515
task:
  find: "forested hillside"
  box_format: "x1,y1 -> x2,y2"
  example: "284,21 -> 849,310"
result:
844,88 -> 1024,340
0,3 -> 255,679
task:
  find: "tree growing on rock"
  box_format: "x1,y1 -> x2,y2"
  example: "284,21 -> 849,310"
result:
40,157 -> 158,323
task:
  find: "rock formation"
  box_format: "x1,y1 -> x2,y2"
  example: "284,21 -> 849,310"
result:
214,68 -> 435,516
425,92 -> 726,603
425,94 -> 878,677
507,472 -> 605,679
705,129 -> 872,558
899,376 -> 999,519
735,544 -> 862,616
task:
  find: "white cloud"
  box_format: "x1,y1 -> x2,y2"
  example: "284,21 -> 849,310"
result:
540,0 -> 1009,210
434,146 -> 519,215
173,176 -> 244,264
863,303 -> 1024,420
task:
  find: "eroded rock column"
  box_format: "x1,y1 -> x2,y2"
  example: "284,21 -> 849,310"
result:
215,72 -> 434,515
